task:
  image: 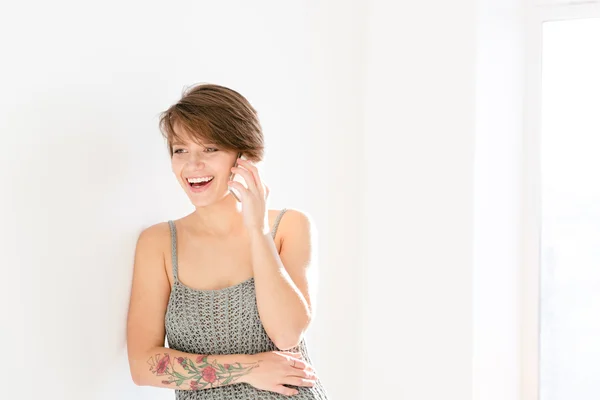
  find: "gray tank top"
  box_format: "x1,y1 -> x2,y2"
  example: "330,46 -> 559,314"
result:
165,209 -> 329,399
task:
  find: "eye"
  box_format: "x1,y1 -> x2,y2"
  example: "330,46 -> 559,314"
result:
172,147 -> 217,154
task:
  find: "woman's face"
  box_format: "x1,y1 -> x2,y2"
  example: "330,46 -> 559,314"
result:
170,134 -> 238,206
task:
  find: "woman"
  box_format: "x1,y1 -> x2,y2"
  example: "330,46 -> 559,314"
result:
126,83 -> 330,399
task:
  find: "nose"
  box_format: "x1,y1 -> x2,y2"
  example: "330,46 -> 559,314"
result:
188,152 -> 207,168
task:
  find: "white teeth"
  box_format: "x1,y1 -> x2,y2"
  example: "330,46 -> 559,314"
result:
187,176 -> 214,183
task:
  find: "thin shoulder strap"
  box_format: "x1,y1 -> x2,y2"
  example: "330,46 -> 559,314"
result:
271,208 -> 288,239
167,220 -> 179,281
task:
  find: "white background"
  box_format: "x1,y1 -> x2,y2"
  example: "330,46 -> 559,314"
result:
1,0 -> 596,399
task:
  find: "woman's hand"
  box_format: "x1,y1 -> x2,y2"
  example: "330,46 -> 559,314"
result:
240,351 -> 318,396
228,158 -> 270,234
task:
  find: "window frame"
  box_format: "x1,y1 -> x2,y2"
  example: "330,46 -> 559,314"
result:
522,2 -> 600,399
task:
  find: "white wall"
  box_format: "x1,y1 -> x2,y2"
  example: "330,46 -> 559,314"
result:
363,1 -> 476,399
0,1 -> 363,399
0,1 -> 534,400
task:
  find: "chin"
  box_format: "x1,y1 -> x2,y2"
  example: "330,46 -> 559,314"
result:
188,192 -> 229,207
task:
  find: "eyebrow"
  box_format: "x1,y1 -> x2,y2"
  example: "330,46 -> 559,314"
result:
172,141 -> 215,147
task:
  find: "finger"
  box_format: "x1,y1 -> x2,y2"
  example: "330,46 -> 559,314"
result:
237,159 -> 265,198
283,352 -> 305,363
288,357 -> 310,371
285,377 -> 317,387
231,166 -> 258,194
260,181 -> 268,200
236,158 -> 258,180
287,367 -> 316,379
228,181 -> 248,200
273,384 -> 298,396
234,160 -> 258,186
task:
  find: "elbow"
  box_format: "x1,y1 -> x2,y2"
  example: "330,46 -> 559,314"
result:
130,367 -> 143,386
132,369 -> 150,387
274,327 -> 308,350
128,358 -> 146,386
128,345 -> 162,387
272,314 -> 312,350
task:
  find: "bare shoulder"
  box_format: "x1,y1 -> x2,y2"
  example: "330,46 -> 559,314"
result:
137,221 -> 171,247
270,208 -> 317,240
135,221 -> 172,273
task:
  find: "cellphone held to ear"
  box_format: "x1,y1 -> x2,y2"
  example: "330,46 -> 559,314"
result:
228,152 -> 247,202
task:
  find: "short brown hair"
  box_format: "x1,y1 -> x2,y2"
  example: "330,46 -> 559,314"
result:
158,83 -> 264,161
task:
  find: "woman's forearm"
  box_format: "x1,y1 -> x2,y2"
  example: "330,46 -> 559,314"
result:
133,346 -> 258,390
248,229 -> 311,350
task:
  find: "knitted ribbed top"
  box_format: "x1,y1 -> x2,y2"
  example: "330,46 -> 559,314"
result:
165,209 -> 329,399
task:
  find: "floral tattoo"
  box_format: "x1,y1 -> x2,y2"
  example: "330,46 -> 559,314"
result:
147,353 -> 258,389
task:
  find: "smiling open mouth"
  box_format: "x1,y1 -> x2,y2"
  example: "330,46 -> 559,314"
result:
190,180 -> 212,188
187,176 -> 214,192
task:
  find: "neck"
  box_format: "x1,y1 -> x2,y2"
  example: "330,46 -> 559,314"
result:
188,194 -> 245,237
